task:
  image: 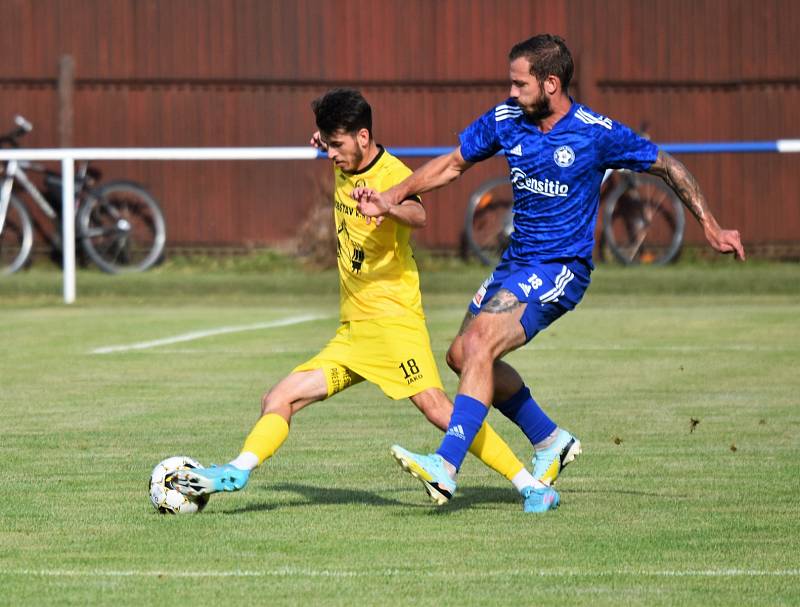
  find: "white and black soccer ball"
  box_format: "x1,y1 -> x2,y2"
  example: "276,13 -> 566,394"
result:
149,455 -> 210,514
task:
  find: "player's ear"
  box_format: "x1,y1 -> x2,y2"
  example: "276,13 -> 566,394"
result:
543,74 -> 560,96
356,128 -> 370,149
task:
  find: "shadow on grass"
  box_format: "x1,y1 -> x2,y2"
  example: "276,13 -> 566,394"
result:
222,482 -> 411,514
420,485 -> 688,514
222,482 -> 523,515
426,486 -> 517,514
212,482 -> 681,515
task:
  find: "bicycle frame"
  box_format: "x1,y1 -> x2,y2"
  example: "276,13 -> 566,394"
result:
0,161 -> 58,230
0,159 -> 93,234
0,162 -> 13,231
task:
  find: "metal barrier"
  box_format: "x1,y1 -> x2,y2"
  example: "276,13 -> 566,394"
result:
1,139 -> 798,303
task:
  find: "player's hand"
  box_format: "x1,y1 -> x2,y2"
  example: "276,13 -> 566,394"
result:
705,224 -> 746,261
310,131 -> 327,152
352,187 -> 391,226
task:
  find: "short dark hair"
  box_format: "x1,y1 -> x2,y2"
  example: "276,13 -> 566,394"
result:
509,34 -> 573,91
311,88 -> 372,137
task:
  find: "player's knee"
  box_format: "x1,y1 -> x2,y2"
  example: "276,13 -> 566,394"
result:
260,391 -> 273,415
445,343 -> 463,374
260,389 -> 286,416
460,327 -> 495,365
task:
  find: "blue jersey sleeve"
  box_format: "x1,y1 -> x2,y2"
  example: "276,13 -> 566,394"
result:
599,120 -> 659,172
459,107 -> 503,162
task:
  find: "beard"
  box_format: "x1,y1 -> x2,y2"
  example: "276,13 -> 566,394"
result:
351,147 -> 365,172
341,146 -> 364,173
521,81 -> 553,122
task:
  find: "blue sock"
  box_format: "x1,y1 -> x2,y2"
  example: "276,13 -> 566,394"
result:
494,385 -> 556,446
436,394 -> 489,470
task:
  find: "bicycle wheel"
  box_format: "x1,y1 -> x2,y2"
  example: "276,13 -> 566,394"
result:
78,181 -> 166,273
602,173 -> 685,265
0,195 -> 34,275
463,177 -> 514,266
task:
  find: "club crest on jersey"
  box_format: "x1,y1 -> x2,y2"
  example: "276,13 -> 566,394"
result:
553,145 -> 575,168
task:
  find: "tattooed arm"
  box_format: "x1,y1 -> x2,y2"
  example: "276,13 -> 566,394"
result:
647,150 -> 745,260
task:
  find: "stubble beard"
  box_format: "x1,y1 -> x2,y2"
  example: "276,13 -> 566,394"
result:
522,82 -> 553,122
349,147 -> 364,173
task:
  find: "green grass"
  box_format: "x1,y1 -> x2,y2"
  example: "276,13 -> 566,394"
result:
1,261 -> 799,605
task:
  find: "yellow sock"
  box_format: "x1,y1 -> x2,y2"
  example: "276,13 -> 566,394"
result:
468,421 -> 525,481
241,413 -> 290,466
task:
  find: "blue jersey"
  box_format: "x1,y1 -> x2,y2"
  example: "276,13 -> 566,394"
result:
459,99 -> 659,265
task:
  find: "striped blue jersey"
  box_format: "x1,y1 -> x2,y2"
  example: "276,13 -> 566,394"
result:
459,99 -> 659,265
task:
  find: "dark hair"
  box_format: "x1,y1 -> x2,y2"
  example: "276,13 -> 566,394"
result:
311,88 -> 372,137
509,34 -> 573,91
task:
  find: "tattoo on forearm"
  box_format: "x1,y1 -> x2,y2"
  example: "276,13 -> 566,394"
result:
661,152 -> 708,222
482,289 -> 523,314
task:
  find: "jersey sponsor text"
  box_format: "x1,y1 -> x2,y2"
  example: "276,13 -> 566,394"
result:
510,167 -> 569,197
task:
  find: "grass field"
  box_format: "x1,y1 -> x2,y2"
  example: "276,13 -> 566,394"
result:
1,260 -> 799,606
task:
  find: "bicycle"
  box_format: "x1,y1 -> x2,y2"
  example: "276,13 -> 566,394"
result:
0,115 -> 167,275
462,167 -> 685,266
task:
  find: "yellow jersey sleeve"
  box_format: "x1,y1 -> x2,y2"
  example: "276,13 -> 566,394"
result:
332,147 -> 424,321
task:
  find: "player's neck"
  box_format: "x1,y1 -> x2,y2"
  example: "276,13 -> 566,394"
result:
355,141 -> 381,172
536,95 -> 572,134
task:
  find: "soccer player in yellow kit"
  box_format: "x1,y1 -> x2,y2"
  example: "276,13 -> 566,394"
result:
176,88 -> 547,511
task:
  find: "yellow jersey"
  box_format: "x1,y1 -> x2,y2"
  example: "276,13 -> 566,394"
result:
332,146 -> 424,321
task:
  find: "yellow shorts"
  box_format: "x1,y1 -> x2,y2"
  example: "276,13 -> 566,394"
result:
293,315 -> 444,400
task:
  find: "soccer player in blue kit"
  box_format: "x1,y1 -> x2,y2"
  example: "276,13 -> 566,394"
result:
352,34 -> 745,511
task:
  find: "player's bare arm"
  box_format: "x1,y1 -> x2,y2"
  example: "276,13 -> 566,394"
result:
352,147 -> 473,216
647,150 -> 746,260
387,198 -> 426,229
356,195 -> 426,227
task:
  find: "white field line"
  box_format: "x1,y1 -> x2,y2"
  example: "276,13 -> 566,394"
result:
1,568 -> 799,579
91,314 -> 330,354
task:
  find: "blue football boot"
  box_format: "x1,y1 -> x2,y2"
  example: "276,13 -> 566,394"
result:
174,463 -> 250,496
390,445 -> 456,505
532,428 -> 582,486
521,485 -> 560,513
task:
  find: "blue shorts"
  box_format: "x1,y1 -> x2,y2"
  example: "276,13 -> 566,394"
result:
468,258 -> 592,342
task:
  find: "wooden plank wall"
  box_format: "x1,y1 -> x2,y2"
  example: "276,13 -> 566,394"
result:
0,0 -> 797,253
567,0 -> 800,250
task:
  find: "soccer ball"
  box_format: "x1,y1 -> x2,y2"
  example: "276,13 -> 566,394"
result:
149,455 -> 210,514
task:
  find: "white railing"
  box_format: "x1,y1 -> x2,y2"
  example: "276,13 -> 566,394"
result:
0,147 -> 317,303
1,140 -> 799,303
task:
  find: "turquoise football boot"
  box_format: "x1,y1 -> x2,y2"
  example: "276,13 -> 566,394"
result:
390,445 -> 456,505
174,463 -> 250,496
521,485 -> 560,513
532,428 -> 582,486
